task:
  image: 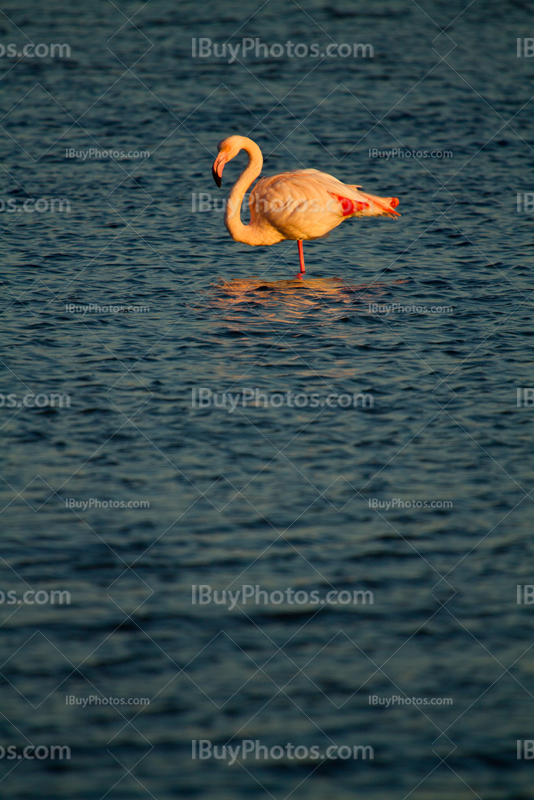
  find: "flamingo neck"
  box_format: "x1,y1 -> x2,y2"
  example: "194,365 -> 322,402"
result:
225,138 -> 264,245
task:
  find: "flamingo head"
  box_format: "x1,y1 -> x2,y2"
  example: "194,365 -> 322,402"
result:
212,136 -> 247,187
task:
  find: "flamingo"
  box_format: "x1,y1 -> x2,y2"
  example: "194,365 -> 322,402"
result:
212,135 -> 400,280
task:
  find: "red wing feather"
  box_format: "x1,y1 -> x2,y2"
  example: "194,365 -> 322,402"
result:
329,192 -> 370,217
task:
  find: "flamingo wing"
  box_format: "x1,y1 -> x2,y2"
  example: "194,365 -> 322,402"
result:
294,169 -> 400,218
249,169 -> 399,242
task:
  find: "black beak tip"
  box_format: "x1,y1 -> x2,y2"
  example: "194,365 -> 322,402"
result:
212,168 -> 221,188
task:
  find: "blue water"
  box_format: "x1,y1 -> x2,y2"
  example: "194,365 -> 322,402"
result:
1,0 -> 534,797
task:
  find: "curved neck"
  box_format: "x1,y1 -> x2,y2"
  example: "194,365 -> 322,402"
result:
225,138 -> 264,245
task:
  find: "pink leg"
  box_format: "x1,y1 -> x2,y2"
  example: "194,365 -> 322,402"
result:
297,240 -> 305,280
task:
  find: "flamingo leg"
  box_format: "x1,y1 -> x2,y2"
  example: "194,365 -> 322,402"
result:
297,240 -> 305,280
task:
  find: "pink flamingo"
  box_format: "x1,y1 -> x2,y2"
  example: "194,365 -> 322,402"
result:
212,135 -> 400,279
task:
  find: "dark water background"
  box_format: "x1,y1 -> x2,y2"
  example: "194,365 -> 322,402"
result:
1,0 -> 534,797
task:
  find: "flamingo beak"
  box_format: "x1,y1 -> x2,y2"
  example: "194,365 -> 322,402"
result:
212,152 -> 228,187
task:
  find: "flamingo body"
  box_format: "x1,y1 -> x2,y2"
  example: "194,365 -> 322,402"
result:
212,136 -> 400,276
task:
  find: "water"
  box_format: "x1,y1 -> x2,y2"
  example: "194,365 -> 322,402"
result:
1,0 -> 534,797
